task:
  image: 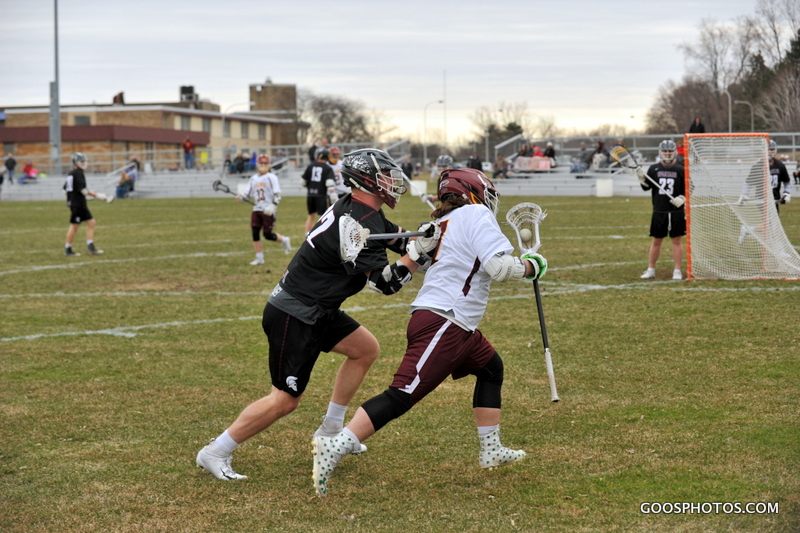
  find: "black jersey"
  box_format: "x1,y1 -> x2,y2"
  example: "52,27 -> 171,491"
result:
279,194 -> 401,312
746,158 -> 791,201
302,161 -> 334,197
64,168 -> 88,209
643,162 -> 685,213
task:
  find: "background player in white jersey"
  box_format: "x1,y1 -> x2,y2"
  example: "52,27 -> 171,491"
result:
196,148 -> 441,481
238,155 -> 291,264
63,152 -> 108,257
311,168 -> 547,497
327,146 -> 350,200
637,140 -> 686,281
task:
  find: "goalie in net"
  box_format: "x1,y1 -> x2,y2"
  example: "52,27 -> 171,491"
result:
684,133 -> 800,280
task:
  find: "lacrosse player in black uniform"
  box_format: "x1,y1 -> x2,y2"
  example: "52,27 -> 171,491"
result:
740,140 -> 792,213
196,148 -> 441,481
64,153 -> 108,257
303,150 -> 336,234
637,140 -> 686,280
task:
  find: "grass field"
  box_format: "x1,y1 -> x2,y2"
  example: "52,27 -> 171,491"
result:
1,194 -> 798,532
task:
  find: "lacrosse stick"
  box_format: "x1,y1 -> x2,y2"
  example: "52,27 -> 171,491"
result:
338,214 -> 435,264
212,179 -> 255,206
403,174 -> 436,210
610,146 -> 685,207
506,202 -> 559,402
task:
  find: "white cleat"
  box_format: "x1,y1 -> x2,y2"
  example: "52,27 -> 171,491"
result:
640,268 -> 656,279
313,416 -> 367,454
282,236 -> 292,255
479,430 -> 526,470
196,442 -> 247,480
250,257 -> 264,266
312,433 -> 357,497
672,269 -> 683,280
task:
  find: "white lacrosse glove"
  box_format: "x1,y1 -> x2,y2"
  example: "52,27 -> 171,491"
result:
670,195 -> 686,208
406,222 -> 441,266
95,192 -> 107,201
522,253 -> 547,280
263,204 -> 277,216
781,192 -> 791,204
273,193 -> 282,204
737,195 -> 749,205
326,179 -> 338,203
636,166 -> 647,185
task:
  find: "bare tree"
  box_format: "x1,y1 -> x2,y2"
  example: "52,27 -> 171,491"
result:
755,0 -> 800,64
755,64 -> 800,130
296,90 -> 374,144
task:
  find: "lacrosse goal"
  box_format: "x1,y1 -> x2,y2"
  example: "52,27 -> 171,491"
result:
684,133 -> 800,280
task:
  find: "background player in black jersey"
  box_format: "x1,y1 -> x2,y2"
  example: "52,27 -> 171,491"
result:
196,148 -> 441,481
636,140 -> 686,281
63,153 -> 108,257
303,150 -> 335,233
739,140 -> 792,212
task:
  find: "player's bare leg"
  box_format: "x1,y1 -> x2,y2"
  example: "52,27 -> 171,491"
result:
251,239 -> 264,265
65,223 -> 79,246
305,214 -> 317,234
227,387 -> 301,443
328,326 -> 380,406
641,237 -> 663,278
671,236 -> 683,280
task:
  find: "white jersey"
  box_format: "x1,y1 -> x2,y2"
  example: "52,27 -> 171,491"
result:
411,204 -> 513,331
328,160 -> 350,196
243,172 -> 281,211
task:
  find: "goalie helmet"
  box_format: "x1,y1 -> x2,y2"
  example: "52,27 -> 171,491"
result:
659,140 -> 677,165
341,148 -> 407,209
438,168 -> 499,216
436,154 -> 453,171
768,140 -> 777,158
72,152 -> 88,170
256,155 -> 270,174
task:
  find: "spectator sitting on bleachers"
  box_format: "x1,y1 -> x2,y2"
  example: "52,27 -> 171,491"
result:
492,154 -> 509,179
590,141 -> 611,170
116,169 -> 136,199
532,145 -> 544,157
543,142 -> 557,168
570,142 -> 592,173
517,144 -> 531,158
232,153 -> 245,174
19,161 -> 39,183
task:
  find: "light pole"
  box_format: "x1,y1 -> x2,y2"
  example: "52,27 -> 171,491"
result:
723,88 -> 732,133
734,100 -> 754,132
484,127 -> 490,164
423,100 -> 443,174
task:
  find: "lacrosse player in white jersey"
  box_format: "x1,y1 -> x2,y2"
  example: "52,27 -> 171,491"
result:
312,167 -> 548,497
327,146 -> 351,200
238,155 -> 291,264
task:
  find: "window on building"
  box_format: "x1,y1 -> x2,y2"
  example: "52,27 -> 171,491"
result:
223,120 -> 230,138
181,116 -> 191,131
74,115 -> 91,126
202,118 -> 211,133
241,122 -> 249,139
258,124 -> 266,141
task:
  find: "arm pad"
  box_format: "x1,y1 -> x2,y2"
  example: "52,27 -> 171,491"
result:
484,253 -> 528,282
368,260 -> 412,295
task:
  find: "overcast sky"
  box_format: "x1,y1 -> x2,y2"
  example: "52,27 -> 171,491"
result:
1,0 -> 759,144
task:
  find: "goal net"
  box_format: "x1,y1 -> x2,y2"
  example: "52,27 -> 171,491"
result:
685,133 -> 800,280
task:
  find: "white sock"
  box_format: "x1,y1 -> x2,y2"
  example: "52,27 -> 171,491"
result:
255,252 -> 264,260
325,402 -> 348,427
87,240 -> 93,246
65,243 -> 72,249
478,425 -> 499,437
212,429 -> 239,455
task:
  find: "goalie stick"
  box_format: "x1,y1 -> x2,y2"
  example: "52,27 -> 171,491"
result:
610,146 -> 685,207
506,202 -> 560,402
212,179 -> 256,206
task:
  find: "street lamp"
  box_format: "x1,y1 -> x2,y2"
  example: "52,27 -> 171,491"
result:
734,100 -> 754,132
423,100 -> 443,174
723,88 -> 732,133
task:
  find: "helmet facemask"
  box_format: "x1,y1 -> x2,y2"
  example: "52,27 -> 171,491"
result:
370,153 -> 407,207
257,155 -> 270,175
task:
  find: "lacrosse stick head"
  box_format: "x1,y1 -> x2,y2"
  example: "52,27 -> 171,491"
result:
212,180 -> 231,194
338,213 -> 371,265
610,146 -> 636,169
505,202 -> 547,254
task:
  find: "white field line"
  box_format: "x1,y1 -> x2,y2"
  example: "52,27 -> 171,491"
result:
4,281 -> 799,343
0,239 -> 236,256
0,218 -> 244,236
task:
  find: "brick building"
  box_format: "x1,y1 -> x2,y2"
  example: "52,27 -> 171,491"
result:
0,82 -> 306,173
